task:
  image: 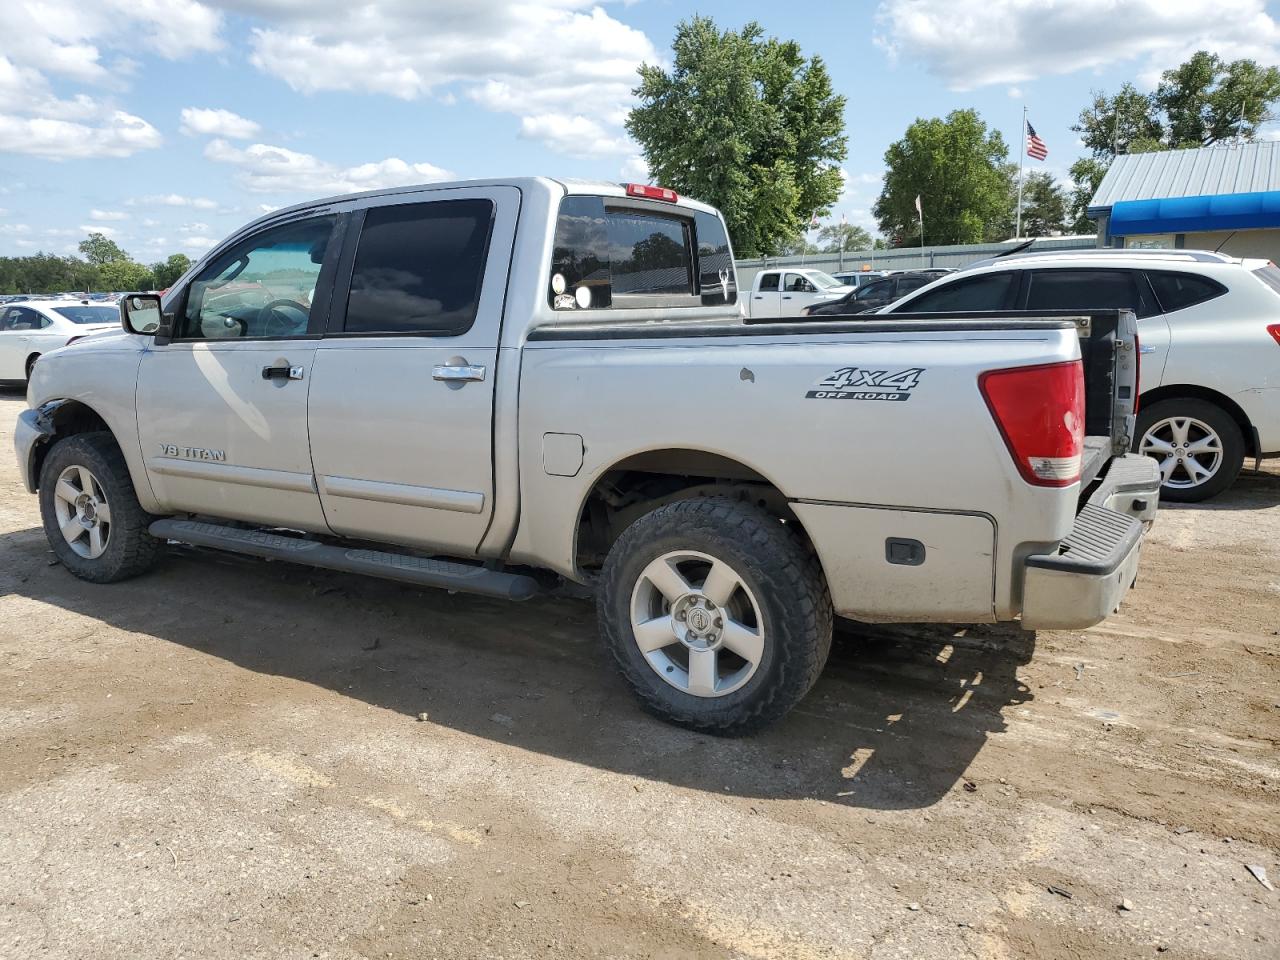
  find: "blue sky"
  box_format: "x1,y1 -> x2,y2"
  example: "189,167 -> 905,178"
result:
2,0 -> 1279,259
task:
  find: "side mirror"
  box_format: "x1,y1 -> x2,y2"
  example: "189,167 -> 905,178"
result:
120,293 -> 164,336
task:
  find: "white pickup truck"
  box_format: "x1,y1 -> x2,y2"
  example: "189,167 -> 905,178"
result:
14,177 -> 1160,733
746,267 -> 852,319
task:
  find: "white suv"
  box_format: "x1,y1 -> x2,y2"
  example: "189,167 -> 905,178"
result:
885,249 -> 1280,501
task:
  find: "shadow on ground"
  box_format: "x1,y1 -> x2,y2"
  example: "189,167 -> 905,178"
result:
2,514 -> 1036,811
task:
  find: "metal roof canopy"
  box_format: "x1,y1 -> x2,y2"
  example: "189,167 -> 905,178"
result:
1089,141 -> 1280,213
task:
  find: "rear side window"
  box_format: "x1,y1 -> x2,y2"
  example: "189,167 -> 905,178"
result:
898,271 -> 1015,312
548,196 -> 735,310
895,276 -> 930,295
758,272 -> 780,292
1146,270 -> 1228,313
345,199 -> 494,336
1026,269 -> 1135,311
1253,263 -> 1280,295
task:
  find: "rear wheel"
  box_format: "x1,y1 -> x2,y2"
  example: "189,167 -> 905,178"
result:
597,498 -> 832,735
38,432 -> 163,582
1135,398 -> 1244,502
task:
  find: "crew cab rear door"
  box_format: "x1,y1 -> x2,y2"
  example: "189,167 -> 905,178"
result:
750,271 -> 781,317
306,185 -> 519,555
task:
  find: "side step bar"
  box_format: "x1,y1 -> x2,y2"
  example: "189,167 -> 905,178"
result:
149,519 -> 540,601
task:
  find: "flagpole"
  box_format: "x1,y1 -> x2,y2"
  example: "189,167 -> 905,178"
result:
1016,105 -> 1026,239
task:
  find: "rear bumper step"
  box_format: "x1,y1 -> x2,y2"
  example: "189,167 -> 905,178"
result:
1020,454 -> 1160,630
149,519 -> 540,601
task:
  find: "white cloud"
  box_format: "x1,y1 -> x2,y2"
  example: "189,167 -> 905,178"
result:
178,221 -> 211,234
237,1 -> 655,156
875,0 -> 1280,90
181,235 -> 216,252
132,194 -> 218,209
0,110 -> 161,159
78,224 -> 119,236
204,138 -> 452,194
89,209 -> 127,221
1007,86 -> 1023,99
0,223 -> 31,236
179,106 -> 261,139
621,155 -> 649,181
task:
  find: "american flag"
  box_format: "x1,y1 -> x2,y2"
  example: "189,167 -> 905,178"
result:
1026,121 -> 1048,161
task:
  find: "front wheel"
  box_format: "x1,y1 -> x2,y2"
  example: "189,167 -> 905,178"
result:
597,498 -> 832,735
1135,398 -> 1244,502
38,432 -> 163,582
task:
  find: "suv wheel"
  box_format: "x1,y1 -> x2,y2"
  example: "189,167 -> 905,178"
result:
38,432 -> 163,582
597,498 -> 832,735
1135,398 -> 1244,502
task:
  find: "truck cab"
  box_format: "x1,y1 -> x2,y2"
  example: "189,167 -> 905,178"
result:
747,268 -> 851,319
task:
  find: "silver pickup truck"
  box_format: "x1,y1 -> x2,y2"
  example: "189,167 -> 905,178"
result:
13,177 -> 1160,733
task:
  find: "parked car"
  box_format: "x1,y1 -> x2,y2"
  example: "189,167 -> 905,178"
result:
803,270 -> 945,317
15,177 -> 1158,733
0,299 -> 122,383
832,270 -> 888,289
880,248 -> 1280,501
745,267 -> 851,318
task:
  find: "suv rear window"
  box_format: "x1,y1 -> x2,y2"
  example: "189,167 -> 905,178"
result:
548,196 -> 736,310
1145,270 -> 1227,313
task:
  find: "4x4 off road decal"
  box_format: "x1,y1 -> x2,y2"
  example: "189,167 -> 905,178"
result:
806,366 -> 924,401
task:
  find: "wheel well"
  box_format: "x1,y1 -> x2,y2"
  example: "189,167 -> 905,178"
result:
25,352 -> 40,373
29,400 -> 112,490
1140,384 -> 1257,456
573,449 -> 814,572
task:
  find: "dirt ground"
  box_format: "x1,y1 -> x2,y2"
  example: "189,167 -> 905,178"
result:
0,387 -> 1277,960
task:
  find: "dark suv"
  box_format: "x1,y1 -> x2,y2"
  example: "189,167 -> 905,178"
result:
802,270 -> 948,316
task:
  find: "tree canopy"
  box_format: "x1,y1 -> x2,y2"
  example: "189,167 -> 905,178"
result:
626,16 -> 847,258
1019,171 -> 1068,237
875,109 -> 1012,245
816,222 -> 873,253
0,236 -> 193,294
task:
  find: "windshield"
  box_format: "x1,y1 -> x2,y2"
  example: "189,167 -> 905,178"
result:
52,305 -> 119,324
807,271 -> 843,290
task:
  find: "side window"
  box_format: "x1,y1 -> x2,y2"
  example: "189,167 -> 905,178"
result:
345,199 -> 494,336
898,272 -> 1015,311
179,216 -> 337,340
1025,269 -> 1138,312
758,272 -> 780,292
694,210 -> 736,306
856,279 -> 892,301
785,273 -> 814,293
10,308 -> 43,331
895,276 -> 930,295
1145,270 -> 1228,314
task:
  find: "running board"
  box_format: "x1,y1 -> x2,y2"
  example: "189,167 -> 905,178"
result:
149,519 -> 540,601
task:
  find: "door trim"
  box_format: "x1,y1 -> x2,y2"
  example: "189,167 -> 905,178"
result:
147,456 -> 318,493
319,474 -> 485,514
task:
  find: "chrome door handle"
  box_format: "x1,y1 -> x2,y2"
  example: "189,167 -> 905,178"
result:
433,363 -> 486,383
262,363 -> 305,381
1139,345 -> 1157,355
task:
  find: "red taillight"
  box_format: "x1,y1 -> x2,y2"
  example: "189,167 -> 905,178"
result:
1268,323 -> 1280,346
979,361 -> 1085,488
624,183 -> 678,203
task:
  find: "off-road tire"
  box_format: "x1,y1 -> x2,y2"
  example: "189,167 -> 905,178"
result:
597,497 -> 832,735
1135,398 -> 1244,503
38,432 -> 163,582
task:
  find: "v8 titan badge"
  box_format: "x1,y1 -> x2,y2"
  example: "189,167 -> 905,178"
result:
806,366 -> 924,401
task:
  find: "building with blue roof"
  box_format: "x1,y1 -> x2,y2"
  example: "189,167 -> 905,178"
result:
1088,140 -> 1280,260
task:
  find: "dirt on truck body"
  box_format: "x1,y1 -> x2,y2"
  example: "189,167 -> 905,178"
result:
0,388 -> 1278,959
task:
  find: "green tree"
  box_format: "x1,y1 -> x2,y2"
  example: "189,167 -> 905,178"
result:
816,222 -> 873,252
1019,171 -> 1068,237
1156,52 -> 1280,148
150,253 -> 191,289
626,16 -> 847,257
874,109 -> 1011,245
77,232 -> 129,267
1073,82 -> 1166,159
97,259 -> 154,292
1067,156 -> 1110,233
775,233 -> 821,257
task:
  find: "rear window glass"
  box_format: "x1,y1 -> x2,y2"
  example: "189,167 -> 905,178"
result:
758,272 -> 779,292
1146,270 -> 1227,313
345,199 -> 493,336
898,272 -> 1014,312
548,196 -> 735,310
1026,269 -> 1136,311
53,305 -> 118,324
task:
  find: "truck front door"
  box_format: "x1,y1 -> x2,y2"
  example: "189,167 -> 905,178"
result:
781,272 -> 819,316
136,213 -> 341,531
306,186 -> 518,555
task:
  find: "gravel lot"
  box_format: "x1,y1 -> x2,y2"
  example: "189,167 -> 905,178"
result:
1,386 -> 1277,960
